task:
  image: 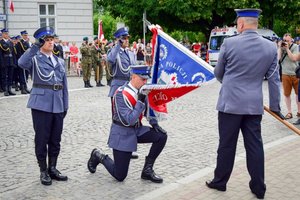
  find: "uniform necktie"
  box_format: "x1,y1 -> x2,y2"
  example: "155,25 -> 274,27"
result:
48,56 -> 53,66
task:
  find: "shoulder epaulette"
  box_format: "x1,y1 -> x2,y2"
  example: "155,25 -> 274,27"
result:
262,36 -> 273,41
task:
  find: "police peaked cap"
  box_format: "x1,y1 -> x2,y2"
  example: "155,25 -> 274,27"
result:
130,65 -> 151,79
113,27 -> 130,38
33,27 -> 55,39
1,28 -> 9,33
20,30 -> 28,35
234,8 -> 262,18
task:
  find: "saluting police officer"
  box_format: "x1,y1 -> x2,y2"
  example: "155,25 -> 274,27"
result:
18,27 -> 69,186
0,29 -> 17,96
205,9 -> 283,199
53,34 -> 64,59
15,30 -> 31,94
80,37 -> 93,88
88,65 -> 167,183
107,27 -> 139,159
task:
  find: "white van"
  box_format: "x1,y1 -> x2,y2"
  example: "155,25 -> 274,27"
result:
208,26 -> 278,67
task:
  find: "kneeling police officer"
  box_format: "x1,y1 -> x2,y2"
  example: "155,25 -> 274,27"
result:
88,65 -> 167,183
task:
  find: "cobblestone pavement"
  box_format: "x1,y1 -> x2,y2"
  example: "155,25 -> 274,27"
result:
0,77 -> 298,200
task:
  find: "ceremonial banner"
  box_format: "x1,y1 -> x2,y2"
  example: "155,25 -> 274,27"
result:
141,25 -> 215,118
98,20 -> 105,41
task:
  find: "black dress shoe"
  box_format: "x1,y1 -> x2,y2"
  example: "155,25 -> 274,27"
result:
251,191 -> 265,199
293,119 -> 300,125
48,167 -> 68,181
40,171 -> 52,185
205,180 -> 226,191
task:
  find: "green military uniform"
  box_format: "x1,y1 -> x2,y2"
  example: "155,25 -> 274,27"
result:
104,45 -> 113,86
80,37 -> 93,87
91,40 -> 104,86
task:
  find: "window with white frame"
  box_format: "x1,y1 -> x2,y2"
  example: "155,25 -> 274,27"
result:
39,4 -> 56,29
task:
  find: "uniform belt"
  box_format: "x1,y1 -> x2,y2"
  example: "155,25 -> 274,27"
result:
33,83 -> 63,90
113,76 -> 129,81
112,120 -> 140,128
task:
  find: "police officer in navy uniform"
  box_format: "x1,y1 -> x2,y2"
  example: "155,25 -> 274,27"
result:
18,27 -> 69,186
53,34 -> 64,59
107,27 -> 139,159
205,9 -> 284,199
15,30 -> 31,94
88,65 -> 167,183
0,28 -> 16,96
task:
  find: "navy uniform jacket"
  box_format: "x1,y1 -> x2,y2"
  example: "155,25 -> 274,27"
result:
108,83 -> 157,152
15,38 -> 31,59
0,39 -> 16,68
214,30 -> 281,115
107,43 -> 136,97
18,45 -> 69,113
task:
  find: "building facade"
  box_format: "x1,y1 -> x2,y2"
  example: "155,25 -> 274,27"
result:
0,0 -> 93,44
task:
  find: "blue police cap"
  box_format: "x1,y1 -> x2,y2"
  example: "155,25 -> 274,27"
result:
1,28 -> 9,33
235,8 -> 262,18
11,36 -> 16,40
130,65 -> 151,79
295,36 -> 300,41
113,27 -> 130,38
33,27 -> 55,39
20,30 -> 28,35
16,35 -> 21,40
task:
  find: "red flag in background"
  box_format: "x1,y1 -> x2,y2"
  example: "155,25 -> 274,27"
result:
9,0 -> 14,13
98,20 -> 105,41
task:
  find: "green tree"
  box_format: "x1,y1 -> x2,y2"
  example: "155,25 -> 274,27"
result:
94,0 -> 300,40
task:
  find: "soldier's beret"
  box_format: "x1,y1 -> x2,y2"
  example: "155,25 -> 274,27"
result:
94,36 -> 98,40
33,27 -> 55,39
1,28 -> 9,33
113,27 -> 130,38
83,36 -> 88,41
130,65 -> 151,79
15,35 -> 21,40
20,30 -> 28,35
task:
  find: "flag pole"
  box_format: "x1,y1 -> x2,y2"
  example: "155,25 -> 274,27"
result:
264,106 -> 300,136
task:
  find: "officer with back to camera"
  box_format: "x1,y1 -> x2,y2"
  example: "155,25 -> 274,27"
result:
87,65 -> 167,183
107,27 -> 139,159
205,9 -> 284,199
18,27 -> 69,186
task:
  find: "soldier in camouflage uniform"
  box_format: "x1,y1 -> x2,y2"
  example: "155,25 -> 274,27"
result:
80,37 -> 93,88
91,37 -> 104,87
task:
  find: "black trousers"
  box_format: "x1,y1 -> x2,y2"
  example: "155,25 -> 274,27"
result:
31,109 -> 64,161
103,128 -> 167,181
212,112 -> 265,195
1,65 -> 14,88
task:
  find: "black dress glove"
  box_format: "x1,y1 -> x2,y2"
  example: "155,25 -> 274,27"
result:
138,93 -> 146,103
271,110 -> 285,120
118,38 -> 125,46
152,124 -> 167,134
34,38 -> 45,48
